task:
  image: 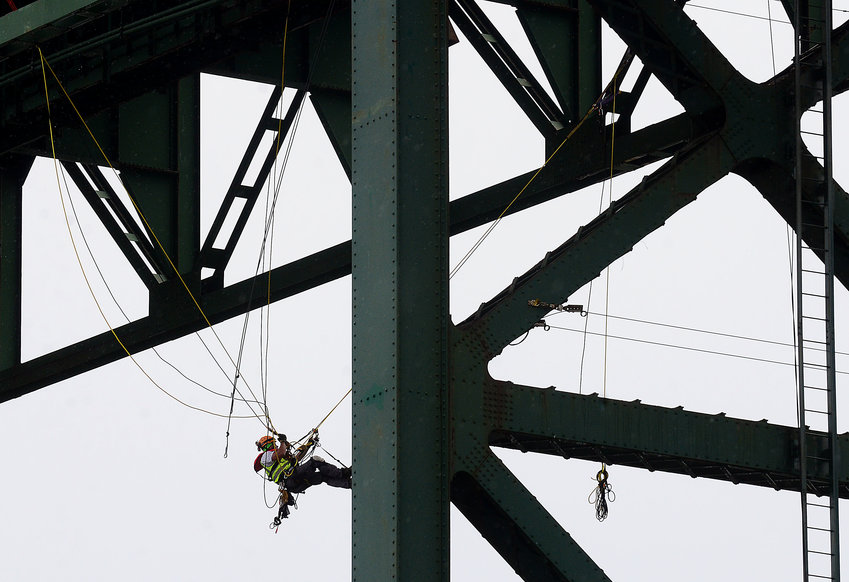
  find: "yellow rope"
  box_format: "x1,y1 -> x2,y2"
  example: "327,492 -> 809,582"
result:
602,73 -> 617,400
599,72 -> 619,478
37,47 -> 257,421
449,105 -> 599,279
314,387 -> 352,431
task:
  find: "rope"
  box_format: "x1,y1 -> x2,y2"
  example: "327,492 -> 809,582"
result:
548,324 -> 849,374
58,161 -> 266,406
601,73 -> 617,400
451,106 -> 600,278
563,310 -> 839,353
230,0 -> 337,452
588,467 -> 615,521
314,387 -> 352,432
37,47 -> 271,426
316,442 -> 349,469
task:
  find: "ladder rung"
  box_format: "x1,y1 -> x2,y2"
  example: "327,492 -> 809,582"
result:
807,525 -> 834,533
808,549 -> 834,557
802,363 -> 828,371
807,501 -> 832,509
807,575 -> 833,580
802,291 -> 827,298
804,385 -> 828,392
801,130 -> 824,137
802,314 -> 827,321
804,408 -> 828,414
802,338 -> 827,345
801,269 -> 825,275
802,222 -> 827,229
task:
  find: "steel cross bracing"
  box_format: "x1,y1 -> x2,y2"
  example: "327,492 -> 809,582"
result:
1,0 -> 848,580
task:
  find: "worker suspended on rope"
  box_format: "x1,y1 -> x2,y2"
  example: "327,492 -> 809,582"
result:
254,431 -> 351,522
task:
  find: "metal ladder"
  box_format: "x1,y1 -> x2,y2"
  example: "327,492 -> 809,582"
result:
794,1 -> 839,581
197,86 -> 305,292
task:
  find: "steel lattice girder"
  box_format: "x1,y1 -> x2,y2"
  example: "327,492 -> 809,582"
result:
1,1 -> 849,581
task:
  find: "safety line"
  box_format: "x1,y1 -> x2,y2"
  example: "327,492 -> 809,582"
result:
449,107 -> 595,279
578,67 -> 622,396
227,1 -> 298,454
38,47 -> 271,426
59,161 -> 266,406
547,324 -> 849,375
230,0 -> 337,442
449,53 -> 635,280
315,387 -> 352,431
685,3 -> 793,24
38,48 -> 259,421
601,73 -> 618,401
566,309 -> 849,357
39,48 -> 272,423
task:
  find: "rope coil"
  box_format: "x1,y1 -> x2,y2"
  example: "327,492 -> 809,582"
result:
588,467 -> 615,521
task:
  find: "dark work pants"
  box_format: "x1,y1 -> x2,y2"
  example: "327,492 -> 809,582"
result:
284,458 -> 351,494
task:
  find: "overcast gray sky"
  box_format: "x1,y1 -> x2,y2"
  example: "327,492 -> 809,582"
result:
2,1 -> 849,580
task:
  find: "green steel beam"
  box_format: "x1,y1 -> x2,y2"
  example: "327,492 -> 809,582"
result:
61,162 -> 166,290
176,74 -> 201,275
516,0 -> 600,122
588,0 -> 726,126
0,241 -> 351,402
452,456 -> 611,582
590,0 -> 849,290
485,381 -> 849,496
0,0 -> 115,47
458,134 -> 735,357
0,0 -> 339,156
449,113 -> 693,234
351,0 -> 450,579
310,89 -> 353,178
0,156 -> 33,370
515,3 -> 580,122
0,108 -> 693,401
5,3 -> 849,580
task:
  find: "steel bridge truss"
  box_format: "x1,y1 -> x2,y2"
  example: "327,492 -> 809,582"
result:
1,1 -> 848,580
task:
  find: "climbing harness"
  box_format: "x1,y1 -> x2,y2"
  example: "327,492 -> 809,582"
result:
269,487 -> 297,532
588,466 -> 615,522
258,428 -> 326,528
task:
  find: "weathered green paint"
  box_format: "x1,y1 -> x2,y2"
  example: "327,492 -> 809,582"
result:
310,89 -> 353,177
452,456 -> 611,582
4,2 -> 849,580
351,0 -> 449,579
487,381 -> 849,493
0,0 -> 105,46
177,75 -> 201,276
459,135 -> 735,357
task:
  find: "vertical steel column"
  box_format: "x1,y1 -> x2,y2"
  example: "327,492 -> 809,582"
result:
0,157 -> 33,370
577,0 -> 601,116
177,74 -> 201,276
351,0 -> 450,580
